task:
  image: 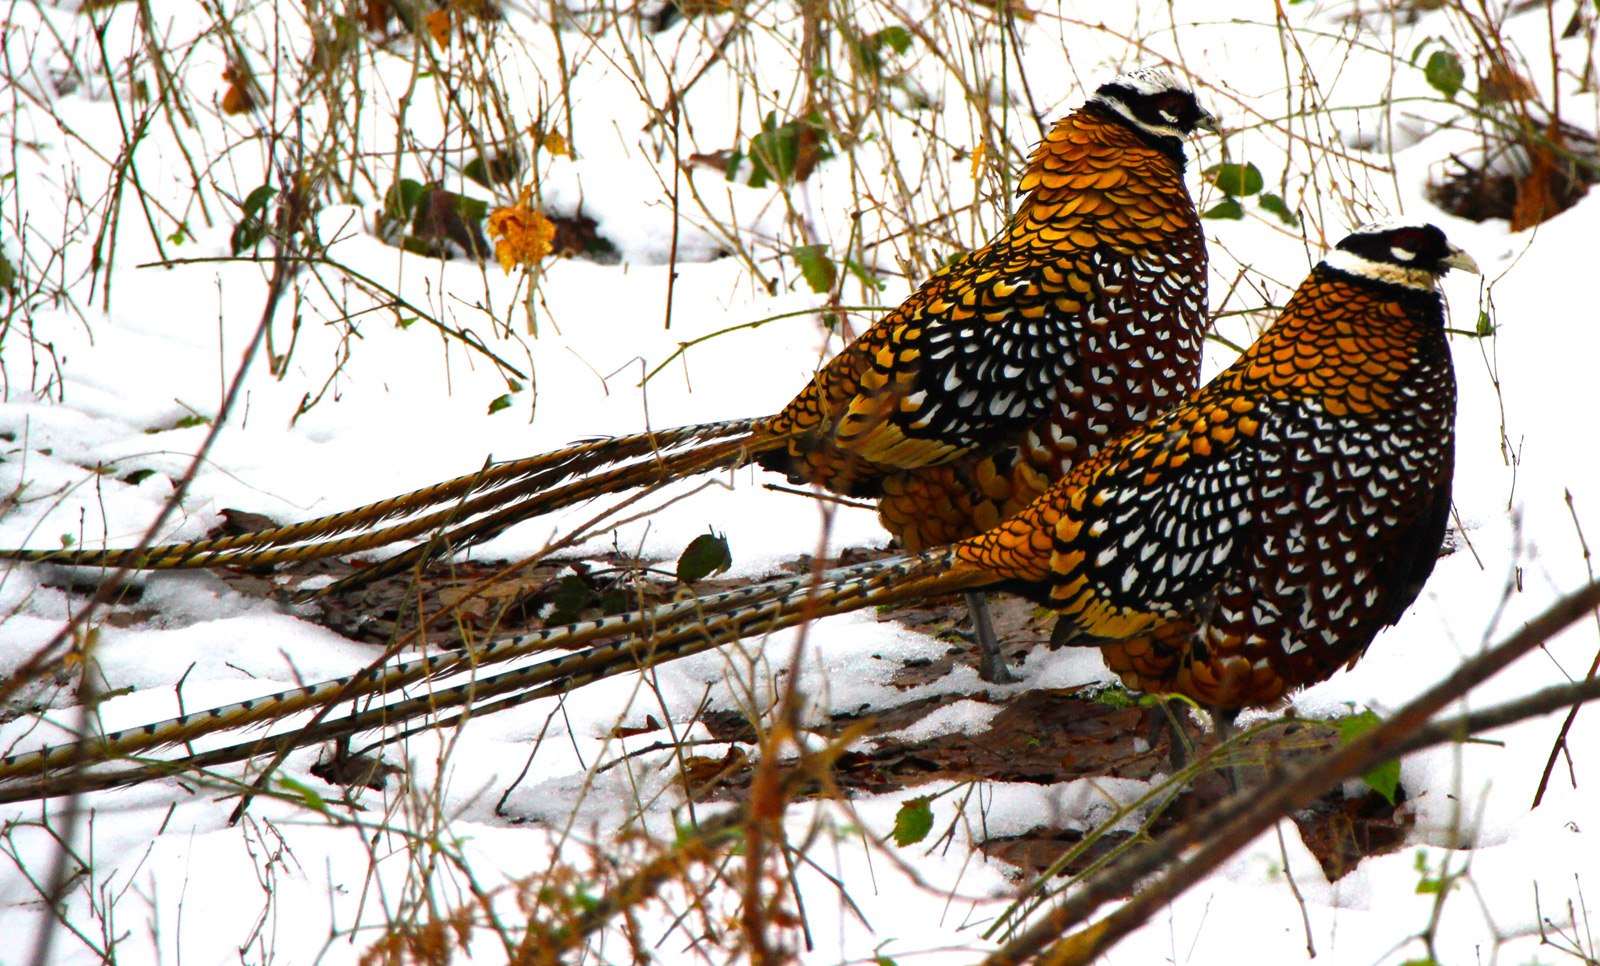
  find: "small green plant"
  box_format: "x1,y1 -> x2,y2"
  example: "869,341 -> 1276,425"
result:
676,530 -> 733,584
1337,709 -> 1402,804
1418,4 -> 1597,230
891,795 -> 934,846
1202,161 -> 1299,227
731,111 -> 837,189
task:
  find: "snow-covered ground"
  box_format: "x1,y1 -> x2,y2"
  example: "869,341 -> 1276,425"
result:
2,0 -> 1599,962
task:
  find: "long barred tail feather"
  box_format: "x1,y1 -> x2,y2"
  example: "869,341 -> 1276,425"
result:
0,574 -> 877,802
0,222 -> 1475,802
0,418 -> 763,572
0,548 -> 971,801
307,431 -> 762,597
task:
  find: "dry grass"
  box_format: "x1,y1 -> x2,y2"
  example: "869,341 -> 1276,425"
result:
2,0 -> 1596,962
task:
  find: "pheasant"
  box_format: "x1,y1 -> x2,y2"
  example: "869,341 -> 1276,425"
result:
0,68 -> 1217,684
0,222 -> 1474,800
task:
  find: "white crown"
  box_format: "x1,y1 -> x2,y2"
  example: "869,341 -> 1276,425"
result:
1106,67 -> 1187,96
1345,218 -> 1431,237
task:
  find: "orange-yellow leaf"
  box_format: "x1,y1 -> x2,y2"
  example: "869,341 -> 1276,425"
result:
537,130 -> 570,157
486,186 -> 556,273
221,65 -> 255,115
425,9 -> 451,45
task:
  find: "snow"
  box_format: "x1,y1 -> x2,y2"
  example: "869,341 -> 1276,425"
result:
3,0 -> 1600,962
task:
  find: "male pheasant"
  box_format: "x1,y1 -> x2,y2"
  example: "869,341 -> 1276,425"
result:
0,69 -> 1216,683
0,222 -> 1474,797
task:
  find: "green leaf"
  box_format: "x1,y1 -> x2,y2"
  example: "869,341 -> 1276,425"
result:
277,776 -> 330,815
230,185 -> 278,255
722,146 -> 745,184
382,178 -> 430,221
546,575 -> 599,624
455,195 -> 489,224
745,113 -> 785,188
892,796 -> 934,846
0,253 -> 14,295
1409,850 -> 1454,897
1423,48 -> 1465,100
676,531 -> 732,584
597,588 -> 632,615
844,257 -> 886,292
1258,192 -> 1300,227
1367,759 -> 1403,804
875,26 -> 912,55
1475,310 -> 1495,338
241,184 -> 277,216
792,244 -> 837,294
857,23 -> 913,74
464,151 -> 524,187
745,111 -> 834,188
1338,710 -> 1401,804
1093,687 -> 1137,709
487,393 -> 513,415
121,468 -> 157,485
1204,162 -> 1264,197
228,218 -> 262,254
1203,197 -> 1245,220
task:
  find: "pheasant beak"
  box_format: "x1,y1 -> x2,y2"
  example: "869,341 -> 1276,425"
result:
1195,109 -> 1222,136
1443,244 -> 1481,275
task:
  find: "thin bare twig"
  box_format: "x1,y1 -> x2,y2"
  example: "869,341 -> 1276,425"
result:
983,576 -> 1600,965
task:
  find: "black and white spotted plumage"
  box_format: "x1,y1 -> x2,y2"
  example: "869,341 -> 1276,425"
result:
0,70 -> 1216,610
0,226 -> 1480,798
956,221 -> 1472,707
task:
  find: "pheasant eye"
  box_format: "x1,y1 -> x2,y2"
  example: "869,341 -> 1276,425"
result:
1387,227 -> 1427,257
1156,92 -> 1190,119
